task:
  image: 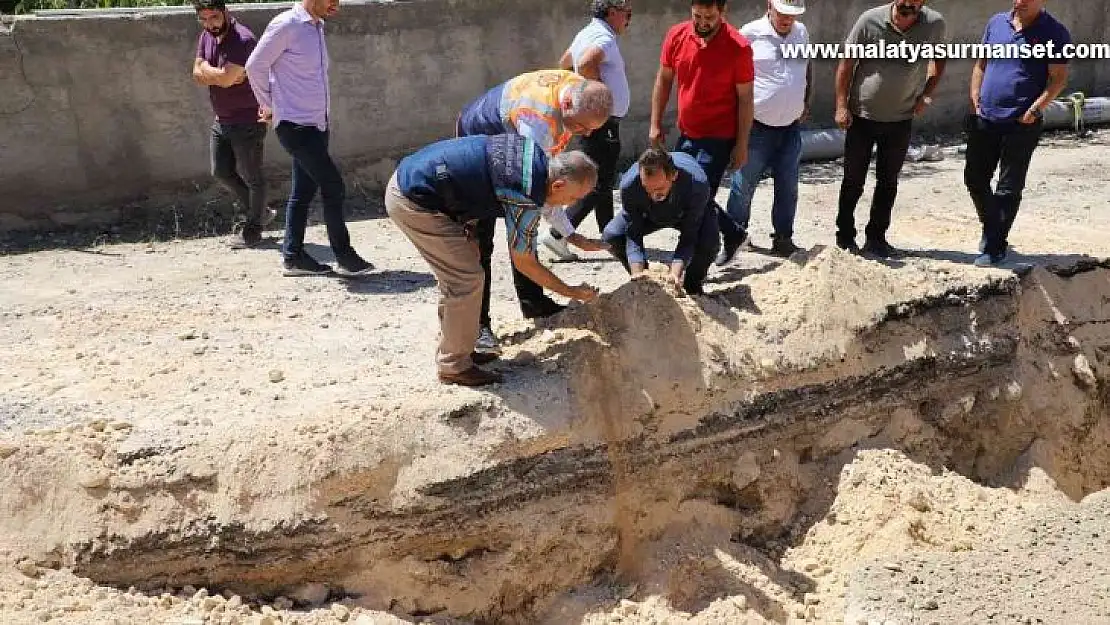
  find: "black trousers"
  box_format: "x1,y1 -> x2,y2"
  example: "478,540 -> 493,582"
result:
963,113 -> 1043,257
836,115 -> 913,245
562,116 -> 622,235
210,121 -> 267,227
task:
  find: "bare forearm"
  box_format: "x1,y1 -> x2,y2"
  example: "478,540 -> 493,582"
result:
921,60 -> 945,98
192,59 -> 213,85
835,60 -> 854,107
804,63 -> 813,107
736,95 -> 753,145
651,73 -> 672,127
198,61 -> 242,88
198,61 -> 232,85
558,48 -> 573,70
197,62 -> 220,79
1036,70 -> 1069,109
970,60 -> 985,109
574,46 -> 604,80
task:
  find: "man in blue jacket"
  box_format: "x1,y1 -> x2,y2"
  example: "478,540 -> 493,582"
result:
385,134 -> 600,387
602,147 -> 720,296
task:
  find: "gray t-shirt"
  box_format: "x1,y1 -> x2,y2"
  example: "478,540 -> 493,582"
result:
845,4 -> 946,122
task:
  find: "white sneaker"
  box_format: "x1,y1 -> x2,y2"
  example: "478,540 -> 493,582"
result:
539,229 -> 578,262
474,326 -> 501,355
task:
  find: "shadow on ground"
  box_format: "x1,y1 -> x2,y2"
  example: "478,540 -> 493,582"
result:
0,197 -> 388,257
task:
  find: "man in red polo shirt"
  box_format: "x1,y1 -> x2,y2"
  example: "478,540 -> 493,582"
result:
650,0 -> 755,265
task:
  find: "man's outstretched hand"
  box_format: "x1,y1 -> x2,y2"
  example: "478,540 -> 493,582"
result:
567,283 -> 600,302
567,233 -> 610,253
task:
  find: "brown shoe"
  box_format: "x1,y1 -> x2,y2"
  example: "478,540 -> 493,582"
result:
438,366 -> 503,387
471,351 -> 498,365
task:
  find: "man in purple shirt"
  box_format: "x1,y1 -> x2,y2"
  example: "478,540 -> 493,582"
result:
965,1 -> 1070,267
245,0 -> 374,277
192,0 -> 273,248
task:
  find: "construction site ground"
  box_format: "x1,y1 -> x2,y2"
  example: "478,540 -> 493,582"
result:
1,130 -> 1109,625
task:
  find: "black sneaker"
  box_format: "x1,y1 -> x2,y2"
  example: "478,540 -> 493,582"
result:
335,251 -> 375,277
715,231 -> 746,266
770,236 -> 800,257
241,224 -> 263,247
228,223 -> 263,249
862,238 -> 900,258
836,238 -> 861,254
282,251 -> 333,276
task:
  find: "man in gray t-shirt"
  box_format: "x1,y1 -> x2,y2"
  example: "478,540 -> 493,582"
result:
833,0 -> 946,257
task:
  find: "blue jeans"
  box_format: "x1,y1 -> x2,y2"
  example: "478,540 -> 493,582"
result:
724,121 -> 802,239
274,121 -> 354,261
674,135 -> 740,242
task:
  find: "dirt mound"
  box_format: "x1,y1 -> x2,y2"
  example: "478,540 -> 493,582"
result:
551,245 -> 1013,440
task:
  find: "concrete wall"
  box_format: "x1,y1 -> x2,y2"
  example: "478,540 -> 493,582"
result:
1,0 -> 1108,233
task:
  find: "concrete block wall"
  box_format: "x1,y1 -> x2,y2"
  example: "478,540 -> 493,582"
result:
1,0 -> 1107,233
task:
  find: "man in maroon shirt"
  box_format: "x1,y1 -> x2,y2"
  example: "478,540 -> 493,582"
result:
650,0 -> 755,266
192,0 -> 273,248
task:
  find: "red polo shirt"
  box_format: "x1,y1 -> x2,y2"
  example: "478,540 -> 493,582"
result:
661,21 -> 754,140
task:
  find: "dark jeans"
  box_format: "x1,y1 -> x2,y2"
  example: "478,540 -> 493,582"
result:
836,115 -> 913,245
674,134 -> 738,244
273,121 -> 354,261
963,113 -> 1043,257
211,121 -> 267,227
724,120 -> 802,239
560,116 -> 622,236
602,209 -> 721,295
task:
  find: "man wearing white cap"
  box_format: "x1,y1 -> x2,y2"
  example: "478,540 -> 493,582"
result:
718,0 -> 810,264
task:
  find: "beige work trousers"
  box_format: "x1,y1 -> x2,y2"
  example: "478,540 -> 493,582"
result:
384,172 -> 483,376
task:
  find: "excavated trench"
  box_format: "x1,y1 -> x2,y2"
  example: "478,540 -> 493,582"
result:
7,256 -> 1110,623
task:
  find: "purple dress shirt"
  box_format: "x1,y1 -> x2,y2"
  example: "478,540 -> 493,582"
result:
245,3 -> 332,131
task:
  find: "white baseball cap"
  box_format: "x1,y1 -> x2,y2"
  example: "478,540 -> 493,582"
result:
771,0 -> 806,15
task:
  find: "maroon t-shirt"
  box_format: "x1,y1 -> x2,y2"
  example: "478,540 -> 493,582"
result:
196,20 -> 260,125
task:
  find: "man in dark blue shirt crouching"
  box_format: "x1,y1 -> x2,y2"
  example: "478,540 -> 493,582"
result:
602,147 -> 720,296
386,134 -> 600,387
